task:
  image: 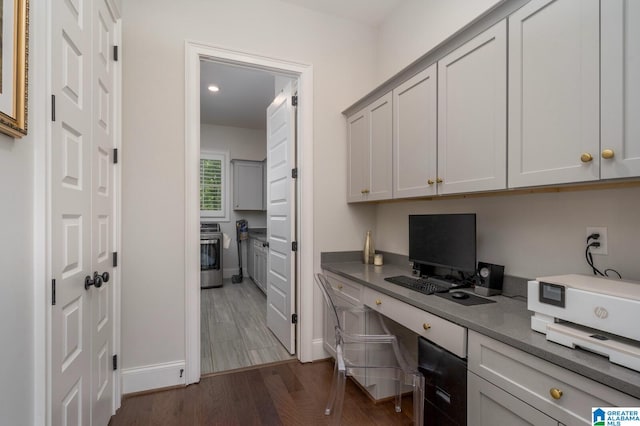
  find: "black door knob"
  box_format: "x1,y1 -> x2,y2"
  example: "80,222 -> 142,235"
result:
84,271 -> 110,290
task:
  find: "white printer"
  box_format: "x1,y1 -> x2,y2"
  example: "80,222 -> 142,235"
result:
528,274 -> 640,372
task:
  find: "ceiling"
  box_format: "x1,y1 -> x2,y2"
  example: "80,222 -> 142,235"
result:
200,61 -> 276,130
200,1 -> 407,130
279,0 -> 406,26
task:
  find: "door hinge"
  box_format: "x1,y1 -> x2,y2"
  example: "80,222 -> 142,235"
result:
291,313 -> 298,324
112,354 -> 118,371
51,95 -> 56,122
113,45 -> 119,62
52,279 -> 56,306
291,241 -> 298,252
113,252 -> 118,267
291,168 -> 298,179
291,95 -> 298,106
113,148 -> 118,164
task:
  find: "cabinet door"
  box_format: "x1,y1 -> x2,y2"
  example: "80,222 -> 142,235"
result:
347,109 -> 369,202
346,93 -> 393,202
247,238 -> 254,279
601,0 -> 640,179
393,65 -> 437,198
438,20 -> 507,194
468,372 -> 558,426
508,0 -> 600,188
368,92 -> 393,201
233,160 -> 264,210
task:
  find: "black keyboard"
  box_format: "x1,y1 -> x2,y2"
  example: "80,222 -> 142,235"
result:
384,275 -> 451,295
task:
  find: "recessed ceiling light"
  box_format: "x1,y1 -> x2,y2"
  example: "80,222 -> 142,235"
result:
208,85 -> 220,93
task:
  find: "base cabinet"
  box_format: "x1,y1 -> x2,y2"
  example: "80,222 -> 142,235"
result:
250,238 -> 267,293
468,330 -> 640,425
468,372 -> 557,426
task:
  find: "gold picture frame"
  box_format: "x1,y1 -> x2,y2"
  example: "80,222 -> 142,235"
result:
0,0 -> 28,138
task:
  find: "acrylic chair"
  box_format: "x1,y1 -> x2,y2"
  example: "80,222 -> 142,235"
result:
315,273 -> 425,425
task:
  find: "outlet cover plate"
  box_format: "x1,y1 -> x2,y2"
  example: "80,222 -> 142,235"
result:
586,226 -> 608,255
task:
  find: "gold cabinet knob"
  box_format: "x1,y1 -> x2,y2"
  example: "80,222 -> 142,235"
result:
427,179 -> 435,185
436,178 -> 443,183
375,299 -> 382,306
363,189 -> 370,194
423,323 -> 431,330
338,284 -> 343,290
602,149 -> 615,159
549,388 -> 563,400
580,153 -> 593,163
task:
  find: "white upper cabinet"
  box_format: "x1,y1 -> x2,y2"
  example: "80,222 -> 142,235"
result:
438,20 -> 507,195
347,92 -> 393,202
232,160 -> 264,210
601,0 -> 640,179
508,0 -> 600,188
393,65 -> 437,198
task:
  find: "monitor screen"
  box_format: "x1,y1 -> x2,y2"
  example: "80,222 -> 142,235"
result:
409,214 -> 476,273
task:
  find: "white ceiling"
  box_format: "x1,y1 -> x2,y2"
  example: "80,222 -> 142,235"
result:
200,61 -> 276,130
279,0 -> 406,26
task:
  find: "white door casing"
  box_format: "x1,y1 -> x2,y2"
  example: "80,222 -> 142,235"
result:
50,0 -> 118,424
266,82 -> 296,354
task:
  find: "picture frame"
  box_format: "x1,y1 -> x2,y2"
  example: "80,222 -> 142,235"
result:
0,0 -> 28,138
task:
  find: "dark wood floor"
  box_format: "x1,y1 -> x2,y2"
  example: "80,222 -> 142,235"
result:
110,359 -> 415,425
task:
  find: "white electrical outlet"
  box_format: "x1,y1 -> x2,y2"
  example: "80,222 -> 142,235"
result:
586,226 -> 608,255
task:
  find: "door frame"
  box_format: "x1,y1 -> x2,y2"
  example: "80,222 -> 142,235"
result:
184,41 -> 314,385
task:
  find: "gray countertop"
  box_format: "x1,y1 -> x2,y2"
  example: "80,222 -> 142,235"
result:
321,258 -> 640,399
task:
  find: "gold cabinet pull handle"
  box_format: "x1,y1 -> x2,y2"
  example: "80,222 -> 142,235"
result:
362,189 -> 370,194
581,153 -> 593,163
423,323 -> 431,330
427,179 -> 435,185
549,388 -> 563,400
436,178 -> 443,183
375,299 -> 382,305
602,149 -> 615,159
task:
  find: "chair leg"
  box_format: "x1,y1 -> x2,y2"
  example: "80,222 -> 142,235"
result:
331,368 -> 347,426
412,373 -> 425,426
394,372 -> 402,413
325,360 -> 339,415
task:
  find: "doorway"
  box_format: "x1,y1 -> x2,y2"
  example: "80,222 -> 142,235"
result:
199,60 -> 295,374
184,42 -> 315,385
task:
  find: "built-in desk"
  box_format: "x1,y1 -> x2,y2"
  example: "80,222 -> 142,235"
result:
321,255 -> 640,400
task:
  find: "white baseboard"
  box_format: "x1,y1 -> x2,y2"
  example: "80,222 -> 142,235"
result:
311,337 -> 329,360
121,360 -> 186,394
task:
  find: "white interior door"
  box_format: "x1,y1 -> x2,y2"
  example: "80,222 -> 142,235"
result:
266,82 -> 296,354
51,0 -> 117,424
90,1 -> 117,424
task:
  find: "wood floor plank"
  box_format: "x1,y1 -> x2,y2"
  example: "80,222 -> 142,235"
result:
111,360 -> 415,426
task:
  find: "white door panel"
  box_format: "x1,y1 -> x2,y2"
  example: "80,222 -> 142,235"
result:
52,0 -> 93,423
266,83 -> 296,354
52,0 -> 117,424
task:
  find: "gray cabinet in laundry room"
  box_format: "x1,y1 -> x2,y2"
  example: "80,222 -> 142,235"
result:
231,159 -> 265,210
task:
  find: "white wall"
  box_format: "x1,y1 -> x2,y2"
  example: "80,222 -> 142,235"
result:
201,123 -> 267,276
376,187 -> 640,280
0,136 -> 34,425
121,0 -> 378,372
375,0 -> 501,83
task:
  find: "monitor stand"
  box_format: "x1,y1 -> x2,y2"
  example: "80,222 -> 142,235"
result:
412,263 -> 435,278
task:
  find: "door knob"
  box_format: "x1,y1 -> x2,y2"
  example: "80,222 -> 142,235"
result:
85,271 -> 110,290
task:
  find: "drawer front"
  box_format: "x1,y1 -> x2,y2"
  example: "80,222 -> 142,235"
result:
325,272 -> 363,305
363,287 -> 467,358
468,330 -> 640,425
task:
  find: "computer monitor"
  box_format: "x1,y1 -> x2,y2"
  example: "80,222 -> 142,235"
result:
409,214 -> 476,274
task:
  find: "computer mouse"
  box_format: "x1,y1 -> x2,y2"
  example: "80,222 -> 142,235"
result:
451,291 -> 470,300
